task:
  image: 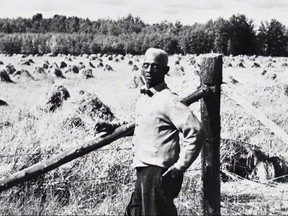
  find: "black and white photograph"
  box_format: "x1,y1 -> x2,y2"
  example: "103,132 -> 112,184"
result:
0,0 -> 288,215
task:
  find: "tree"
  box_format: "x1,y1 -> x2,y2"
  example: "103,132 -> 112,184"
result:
31,13 -> 44,33
50,15 -> 67,33
0,34 -> 22,54
227,14 -> 256,55
266,19 -> 287,56
213,18 -> 230,54
66,16 -> 80,33
179,24 -> 212,55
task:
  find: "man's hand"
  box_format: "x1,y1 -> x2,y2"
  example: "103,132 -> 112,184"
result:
161,165 -> 184,198
162,165 -> 183,179
94,121 -> 125,137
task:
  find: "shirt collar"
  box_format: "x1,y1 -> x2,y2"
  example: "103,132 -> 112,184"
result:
149,82 -> 167,94
140,82 -> 167,96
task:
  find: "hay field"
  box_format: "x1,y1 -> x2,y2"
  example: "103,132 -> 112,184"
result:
0,53 -> 288,215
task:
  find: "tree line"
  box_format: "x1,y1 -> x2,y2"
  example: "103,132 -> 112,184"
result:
0,13 -> 287,56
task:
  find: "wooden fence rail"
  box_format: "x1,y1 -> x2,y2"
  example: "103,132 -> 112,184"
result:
222,85 -> 288,145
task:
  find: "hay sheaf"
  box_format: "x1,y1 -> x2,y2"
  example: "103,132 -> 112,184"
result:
221,139 -> 288,182
169,65 -> 185,76
50,68 -> 66,78
76,92 -> 115,122
0,69 -> 14,83
0,99 -> 8,106
126,72 -> 145,89
78,62 -> 86,70
33,66 -> 47,80
104,64 -> 114,71
60,61 -> 68,69
46,85 -> 70,112
18,59 -> 34,66
5,63 -> 16,74
89,62 -> 95,68
65,65 -> 79,74
13,69 -> 35,81
284,85 -> 288,96
82,69 -> 94,79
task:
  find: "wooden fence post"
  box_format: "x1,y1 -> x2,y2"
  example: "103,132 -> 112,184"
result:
200,54 -> 222,216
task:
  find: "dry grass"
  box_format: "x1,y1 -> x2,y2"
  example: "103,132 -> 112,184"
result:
0,54 -> 288,215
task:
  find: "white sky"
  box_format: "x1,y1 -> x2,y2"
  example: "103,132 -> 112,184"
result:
0,0 -> 287,27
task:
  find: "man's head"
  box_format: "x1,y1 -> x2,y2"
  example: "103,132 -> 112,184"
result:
142,48 -> 169,89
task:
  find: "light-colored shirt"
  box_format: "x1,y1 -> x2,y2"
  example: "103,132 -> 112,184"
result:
132,82 -> 205,172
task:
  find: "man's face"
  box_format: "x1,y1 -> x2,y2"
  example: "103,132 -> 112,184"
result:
142,52 -> 168,89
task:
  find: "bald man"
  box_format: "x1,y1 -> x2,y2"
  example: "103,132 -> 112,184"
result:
125,48 -> 205,216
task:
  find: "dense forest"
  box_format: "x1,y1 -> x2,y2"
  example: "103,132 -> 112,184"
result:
0,13 -> 287,56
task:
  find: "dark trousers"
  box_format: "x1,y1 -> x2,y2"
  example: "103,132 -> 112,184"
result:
125,166 -> 183,216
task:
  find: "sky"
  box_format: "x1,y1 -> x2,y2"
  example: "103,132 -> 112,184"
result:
0,0 -> 287,27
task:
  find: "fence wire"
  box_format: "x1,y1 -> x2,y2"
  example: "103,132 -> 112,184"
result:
0,138 -> 256,159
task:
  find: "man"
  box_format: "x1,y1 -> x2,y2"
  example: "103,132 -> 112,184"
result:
125,48 -> 205,216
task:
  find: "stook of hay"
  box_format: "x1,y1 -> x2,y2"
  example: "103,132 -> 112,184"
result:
265,73 -> 277,80
78,62 -> 86,70
0,61 -> 4,65
188,58 -> 196,65
228,75 -> 239,84
252,62 -> 261,68
126,72 -> 145,89
89,54 -> 97,61
66,116 -> 85,128
97,62 -> 104,68
104,64 -> 114,71
60,61 -> 67,69
221,139 -> 288,182
0,69 -> 14,83
108,55 -> 113,61
132,65 -> 139,71
261,69 -> 267,76
82,69 -> 94,79
51,68 -> 66,78
46,85 -> 70,112
33,66 -> 47,80
13,69 -> 35,81
0,121 -> 11,129
89,62 -> 95,68
18,59 -> 31,66
43,60 -> 50,65
0,99 -> 8,106
77,93 -> 115,122
237,62 -> 245,68
43,63 -> 49,69
28,59 -> 34,63
71,65 -> 79,73
5,63 -> 16,74
34,66 -> 46,74
284,85 -> 288,96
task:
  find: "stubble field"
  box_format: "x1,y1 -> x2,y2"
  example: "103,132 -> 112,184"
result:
0,53 -> 288,215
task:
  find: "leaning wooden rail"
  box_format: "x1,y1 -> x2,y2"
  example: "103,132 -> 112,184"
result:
0,85 -> 210,192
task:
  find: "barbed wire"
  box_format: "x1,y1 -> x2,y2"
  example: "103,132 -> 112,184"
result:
0,137 -> 259,159
0,147 -> 133,158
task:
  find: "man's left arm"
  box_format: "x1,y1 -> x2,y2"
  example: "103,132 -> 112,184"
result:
166,101 -> 206,174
